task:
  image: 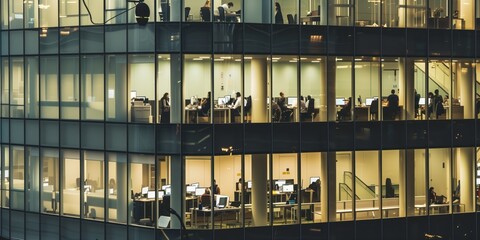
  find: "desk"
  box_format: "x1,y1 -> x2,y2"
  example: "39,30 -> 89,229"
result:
184,106 -> 200,123
301,15 -> 320,25
213,107 -> 231,123
193,207 -> 241,228
354,106 -> 369,121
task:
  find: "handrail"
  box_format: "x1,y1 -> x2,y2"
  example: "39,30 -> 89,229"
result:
339,183 -> 359,200
414,64 -> 448,97
343,171 -> 375,199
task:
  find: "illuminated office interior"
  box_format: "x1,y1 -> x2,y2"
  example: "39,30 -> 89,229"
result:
2,0 -> 480,239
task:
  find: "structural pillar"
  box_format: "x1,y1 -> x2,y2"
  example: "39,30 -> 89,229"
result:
251,154 -> 268,226
399,150 -> 415,217
170,54 -> 182,124
321,152 -> 337,222
456,148 -> 474,212
170,155 -> 184,229
327,58 -> 337,121
400,58 -> 416,120
251,57 -> 268,123
117,155 -> 128,222
457,62 -> 473,119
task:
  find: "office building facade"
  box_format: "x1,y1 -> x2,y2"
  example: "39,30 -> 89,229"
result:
0,0 -> 480,239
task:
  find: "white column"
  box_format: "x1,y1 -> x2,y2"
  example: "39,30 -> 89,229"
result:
321,152 -> 337,222
251,154 -> 267,226
327,58 -> 337,121
400,59 -> 415,120
457,62 -> 473,119
399,150 -> 415,217
251,58 -> 268,123
456,148 -> 474,212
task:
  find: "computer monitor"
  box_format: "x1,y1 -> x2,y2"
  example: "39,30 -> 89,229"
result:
195,187 -> 206,196
275,180 -> 286,188
247,181 -> 252,189
419,97 -> 426,105
190,96 -> 198,105
186,185 -> 196,194
224,95 -> 231,103
336,98 -> 345,106
365,98 -> 374,106
216,195 -> 229,208
141,186 -> 149,195
130,90 -> 137,99
161,185 -> 170,190
287,97 -> 297,106
218,97 -> 226,105
310,177 -> 320,184
158,190 -> 165,200
147,191 -> 156,199
282,184 -> 294,193
191,182 -> 199,188
165,187 -> 171,195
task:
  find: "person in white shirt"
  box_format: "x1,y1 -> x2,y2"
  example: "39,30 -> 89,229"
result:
214,2 -> 234,18
230,92 -> 242,123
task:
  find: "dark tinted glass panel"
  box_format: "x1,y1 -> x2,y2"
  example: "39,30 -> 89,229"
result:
272,25 -> 299,54
273,123 -> 299,153
452,30 -> 474,57
355,27 -> 381,56
355,121 -> 381,150
156,124 -> 181,154
477,31 -> 480,57
452,120 -> 474,147
41,214 -> 59,240
273,224 -> 300,240
477,121 -> 480,144
156,23 -> 180,52
245,123 -> 272,153
328,27 -> 354,55
428,29 -> 451,57
182,23 -> 212,53
382,121 -> 406,149
300,25 -> 327,55
244,24 -> 270,54
245,226 -> 272,240
356,219 -> 381,240
406,29 -> 427,57
329,221 -> 354,240
382,28 -> 406,56
383,218 -> 406,240
406,120 -> 427,148
213,23 -> 242,53
329,122 -> 354,151
428,120 -> 451,148
80,26 -> 104,53
214,228 -> 244,240
160,229 -> 181,240
40,29 -> 59,54
214,124 -> 243,155
406,216 -> 428,240
453,213 -> 476,240
301,223 -> 328,240
60,29 -> 79,53
429,215 -> 452,240
182,124 -> 213,154
301,122 -> 328,152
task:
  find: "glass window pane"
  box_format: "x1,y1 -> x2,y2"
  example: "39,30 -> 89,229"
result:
106,55 -> 127,122
84,151 -> 104,220
336,151 -> 352,221
81,55 -> 104,120
272,55 -> 298,123
129,153 -> 154,227
355,151 -> 380,220
60,55 -> 79,120
301,56 -> 326,122
183,54 -> 211,124
453,147 -> 474,213
428,148 -> 451,215
26,147 -> 40,212
129,55 -> 154,124
41,148 -> 59,215
61,150 -> 79,217
107,152 -> 127,224
213,54 -> 242,124
11,146 -> 25,210
26,57 -> 39,118
40,56 -> 59,119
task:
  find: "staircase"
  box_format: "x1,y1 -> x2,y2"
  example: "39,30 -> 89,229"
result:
339,171 -> 376,201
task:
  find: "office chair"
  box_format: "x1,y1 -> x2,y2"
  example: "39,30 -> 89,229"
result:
218,7 -> 226,22
184,7 -> 191,21
200,7 -> 211,22
287,14 -> 295,24
307,99 -> 315,121
370,99 -> 378,121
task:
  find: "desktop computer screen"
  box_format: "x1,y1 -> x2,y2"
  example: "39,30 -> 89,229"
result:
247,181 -> 252,189
195,187 -> 206,196
141,186 -> 149,195
147,191 -> 156,199
224,95 -> 231,103
186,185 -> 196,194
161,185 -> 170,190
165,187 -> 171,195
218,97 -> 226,105
310,177 -> 320,184
158,190 -> 165,200
190,96 -> 198,105
282,184 -> 294,193
216,195 -> 229,208
287,97 -> 297,106
191,182 -> 199,188
275,180 -> 286,188
365,98 -> 374,106
419,97 -> 426,105
336,98 -> 345,106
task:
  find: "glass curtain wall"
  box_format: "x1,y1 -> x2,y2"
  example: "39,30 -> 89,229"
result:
334,57 -> 353,122
272,56 -> 298,123
355,151 -> 380,220
300,56 -> 327,122
354,57 -> 380,121
183,54 -> 212,124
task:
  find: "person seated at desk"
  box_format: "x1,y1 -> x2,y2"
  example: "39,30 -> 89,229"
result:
230,92 -> 242,123
214,2 -> 237,21
199,92 -> 211,117
337,97 -> 352,121
200,188 -> 212,208
428,187 -> 437,205
386,89 -> 399,120
278,92 -> 292,122
308,179 -> 321,202
271,98 -> 281,122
